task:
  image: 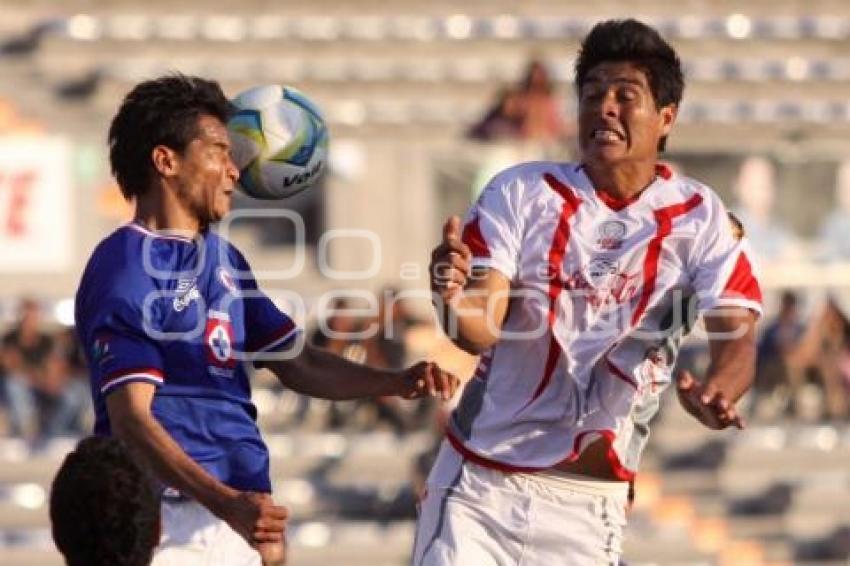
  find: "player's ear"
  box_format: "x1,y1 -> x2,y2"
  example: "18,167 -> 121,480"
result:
659,103 -> 677,138
151,145 -> 180,178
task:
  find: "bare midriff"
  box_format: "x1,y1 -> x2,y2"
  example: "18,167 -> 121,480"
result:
551,437 -> 625,481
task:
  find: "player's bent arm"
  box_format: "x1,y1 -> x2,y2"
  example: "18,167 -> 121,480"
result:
106,383 -> 243,520
436,267 -> 511,355
703,307 -> 758,402
261,344 -> 407,400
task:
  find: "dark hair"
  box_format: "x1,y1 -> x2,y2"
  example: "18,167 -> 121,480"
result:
780,290 -> 798,310
108,74 -> 232,199
521,58 -> 554,94
50,436 -> 160,566
575,19 -> 684,151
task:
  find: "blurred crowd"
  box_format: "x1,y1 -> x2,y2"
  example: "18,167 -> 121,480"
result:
281,287 -> 441,436
4,249 -> 846,439
728,155 -> 850,265
466,58 -> 572,144
751,290 -> 850,422
464,59 -> 850,269
3,285 -> 849,446
0,290 -> 449,446
0,299 -> 89,446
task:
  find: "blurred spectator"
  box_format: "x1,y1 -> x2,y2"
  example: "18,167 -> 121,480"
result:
360,288 -> 429,435
750,290 -> 805,418
731,156 -> 800,262
308,290 -> 434,435
785,297 -> 850,421
0,301 -> 92,443
517,58 -> 568,142
466,88 -> 524,142
310,297 -> 366,361
0,298 -> 54,441
467,59 -> 569,144
817,159 -> 850,262
50,435 -> 160,566
43,327 -> 91,438
364,287 -> 418,370
310,297 -> 368,429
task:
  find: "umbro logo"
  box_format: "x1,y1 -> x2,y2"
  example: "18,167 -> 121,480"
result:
173,278 -> 200,312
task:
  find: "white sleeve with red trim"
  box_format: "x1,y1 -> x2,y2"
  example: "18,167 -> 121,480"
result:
86,298 -> 166,397
689,192 -> 764,316
461,168 -> 528,281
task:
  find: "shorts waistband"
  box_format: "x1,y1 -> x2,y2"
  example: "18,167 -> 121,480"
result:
520,469 -> 630,498
161,487 -> 193,503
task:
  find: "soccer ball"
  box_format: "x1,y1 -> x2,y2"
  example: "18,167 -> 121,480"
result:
228,84 -> 329,200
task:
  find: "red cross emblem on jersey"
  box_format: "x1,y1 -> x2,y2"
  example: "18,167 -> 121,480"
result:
205,311 -> 237,369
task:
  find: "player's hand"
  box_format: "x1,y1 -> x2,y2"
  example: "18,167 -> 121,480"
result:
257,539 -> 286,566
430,216 -> 472,305
676,370 -> 745,430
252,493 -> 287,565
397,361 -> 459,401
222,491 -> 288,547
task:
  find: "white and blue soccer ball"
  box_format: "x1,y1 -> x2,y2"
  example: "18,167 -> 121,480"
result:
228,84 -> 329,200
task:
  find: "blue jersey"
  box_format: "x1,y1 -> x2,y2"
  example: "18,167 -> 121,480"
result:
75,222 -> 299,492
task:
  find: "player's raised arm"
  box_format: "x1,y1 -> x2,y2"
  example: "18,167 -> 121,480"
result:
260,345 -> 459,402
106,382 -> 288,547
676,307 -> 757,430
430,216 -> 511,355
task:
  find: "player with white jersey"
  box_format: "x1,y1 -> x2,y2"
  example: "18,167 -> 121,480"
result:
75,75 -> 458,566
415,19 -> 762,565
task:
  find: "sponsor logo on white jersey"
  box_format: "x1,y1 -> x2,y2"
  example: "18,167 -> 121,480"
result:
597,220 -> 627,250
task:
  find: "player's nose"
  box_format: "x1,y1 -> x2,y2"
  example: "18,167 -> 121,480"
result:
225,155 -> 239,183
601,90 -> 619,118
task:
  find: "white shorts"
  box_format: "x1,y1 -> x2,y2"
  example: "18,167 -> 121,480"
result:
152,499 -> 261,566
413,441 -> 629,566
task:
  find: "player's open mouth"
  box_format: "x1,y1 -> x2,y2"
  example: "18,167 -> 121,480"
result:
591,128 -> 625,142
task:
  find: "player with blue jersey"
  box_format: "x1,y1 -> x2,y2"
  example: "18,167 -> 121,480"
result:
75,75 -> 458,566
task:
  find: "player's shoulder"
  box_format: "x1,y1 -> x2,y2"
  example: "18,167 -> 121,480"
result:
209,229 -> 249,271
86,225 -> 149,276
484,160 -> 576,199
488,160 -> 569,183
78,225 -> 159,299
663,166 -> 719,199
656,169 -> 727,214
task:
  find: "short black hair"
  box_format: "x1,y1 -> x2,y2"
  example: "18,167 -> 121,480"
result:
50,436 -> 160,566
575,19 -> 684,151
108,74 -> 232,200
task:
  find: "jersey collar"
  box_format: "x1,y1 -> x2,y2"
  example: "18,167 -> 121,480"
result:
571,163 -> 676,212
126,221 -> 199,244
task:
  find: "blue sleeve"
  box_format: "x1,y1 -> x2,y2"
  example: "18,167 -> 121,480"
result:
231,249 -> 300,355
81,297 -> 166,397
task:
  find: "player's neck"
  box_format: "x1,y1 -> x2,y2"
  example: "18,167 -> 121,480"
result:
134,187 -> 201,236
583,160 -> 657,202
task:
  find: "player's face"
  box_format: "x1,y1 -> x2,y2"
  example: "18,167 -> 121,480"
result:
577,62 -> 676,168
174,115 -> 239,226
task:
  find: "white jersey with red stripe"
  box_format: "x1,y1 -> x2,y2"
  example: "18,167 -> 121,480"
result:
448,161 -> 763,479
